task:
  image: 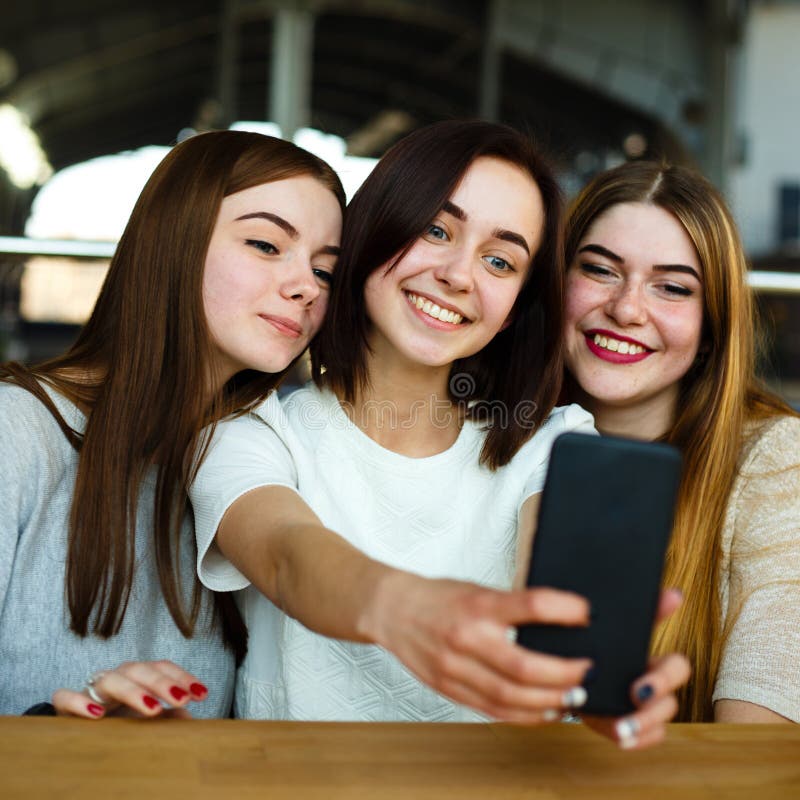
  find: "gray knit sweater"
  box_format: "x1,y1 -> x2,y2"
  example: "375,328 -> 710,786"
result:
0,382 -> 234,716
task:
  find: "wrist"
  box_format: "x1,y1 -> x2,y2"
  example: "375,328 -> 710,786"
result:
356,565 -> 416,647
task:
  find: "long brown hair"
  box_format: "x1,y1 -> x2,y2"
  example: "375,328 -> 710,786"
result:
311,119 -> 565,469
1,131 -> 345,661
564,161 -> 797,720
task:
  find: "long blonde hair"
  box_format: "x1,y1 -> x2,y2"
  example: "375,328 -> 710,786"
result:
565,161 -> 797,720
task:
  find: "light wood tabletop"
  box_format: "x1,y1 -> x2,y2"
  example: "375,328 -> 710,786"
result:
1,717 -> 798,799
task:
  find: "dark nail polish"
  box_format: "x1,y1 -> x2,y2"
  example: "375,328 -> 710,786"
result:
190,682 -> 208,697
87,703 -> 104,716
142,695 -> 160,710
636,683 -> 654,702
169,686 -> 188,701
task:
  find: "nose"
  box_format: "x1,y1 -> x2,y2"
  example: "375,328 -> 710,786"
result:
433,246 -> 474,292
279,257 -> 321,307
604,281 -> 648,326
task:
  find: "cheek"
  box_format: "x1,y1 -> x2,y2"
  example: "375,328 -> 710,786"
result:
363,267 -> 390,320
564,275 -> 596,330
203,252 -> 240,306
666,306 -> 704,360
309,294 -> 330,334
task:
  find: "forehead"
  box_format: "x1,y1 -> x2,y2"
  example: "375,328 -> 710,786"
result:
583,202 -> 700,267
218,174 -> 338,221
449,156 -> 544,241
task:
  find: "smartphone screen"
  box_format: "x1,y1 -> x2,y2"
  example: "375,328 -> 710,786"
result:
516,432 -> 682,716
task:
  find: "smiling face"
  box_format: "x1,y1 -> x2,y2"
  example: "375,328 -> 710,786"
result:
202,174 -> 342,389
564,201 -> 705,433
363,156 -> 544,372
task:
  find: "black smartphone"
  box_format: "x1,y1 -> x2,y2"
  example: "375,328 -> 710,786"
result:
516,432 -> 682,716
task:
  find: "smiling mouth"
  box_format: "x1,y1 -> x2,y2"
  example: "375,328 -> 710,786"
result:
590,333 -> 648,355
404,291 -> 466,325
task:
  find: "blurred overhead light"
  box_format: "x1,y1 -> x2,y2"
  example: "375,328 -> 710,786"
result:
0,104 -> 53,189
346,110 -> 415,157
623,132 -> 648,158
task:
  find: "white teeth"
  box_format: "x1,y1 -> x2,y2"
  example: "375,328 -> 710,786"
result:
592,333 -> 645,355
405,292 -> 463,325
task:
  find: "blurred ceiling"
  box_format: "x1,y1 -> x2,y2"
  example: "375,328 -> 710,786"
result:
0,0 -> 685,230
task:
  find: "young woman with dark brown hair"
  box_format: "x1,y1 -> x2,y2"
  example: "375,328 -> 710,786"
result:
189,120 -> 689,748
562,160 -> 800,722
0,130 -> 344,718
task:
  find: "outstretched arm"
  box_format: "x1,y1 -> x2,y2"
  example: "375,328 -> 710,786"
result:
217,485 -> 593,724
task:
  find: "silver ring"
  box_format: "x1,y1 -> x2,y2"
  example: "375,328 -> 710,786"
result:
84,671 -> 107,705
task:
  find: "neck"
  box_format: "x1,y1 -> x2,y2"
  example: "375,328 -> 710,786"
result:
577,388 -> 678,442
344,338 -> 462,457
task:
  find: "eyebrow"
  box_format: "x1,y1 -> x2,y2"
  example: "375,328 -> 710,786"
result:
441,201 -> 531,255
319,245 -> 341,256
235,212 -> 298,239
578,244 -> 701,281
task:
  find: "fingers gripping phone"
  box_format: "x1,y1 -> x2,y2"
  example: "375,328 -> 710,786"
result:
516,432 -> 683,716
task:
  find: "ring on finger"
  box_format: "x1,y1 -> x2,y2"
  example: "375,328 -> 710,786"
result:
615,716 -> 641,749
84,671 -> 108,706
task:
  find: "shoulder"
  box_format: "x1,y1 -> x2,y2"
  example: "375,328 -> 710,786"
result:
274,382 -> 339,446
726,414 -> 800,553
0,381 -> 80,490
0,381 -> 76,440
541,403 -> 596,436
507,403 -> 597,471
740,414 -> 800,476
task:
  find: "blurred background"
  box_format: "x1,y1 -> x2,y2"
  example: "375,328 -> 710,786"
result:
0,0 -> 798,402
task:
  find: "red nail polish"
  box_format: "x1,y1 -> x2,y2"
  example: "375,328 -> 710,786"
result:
87,703 -> 104,716
142,695 -> 160,710
189,682 -> 208,697
169,686 -> 188,701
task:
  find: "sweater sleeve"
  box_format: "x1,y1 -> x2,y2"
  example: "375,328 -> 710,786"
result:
0,386 -> 48,615
713,416 -> 800,721
190,395 -> 299,592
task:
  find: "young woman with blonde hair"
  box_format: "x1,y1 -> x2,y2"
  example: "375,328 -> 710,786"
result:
562,160 -> 800,722
0,130 -> 344,717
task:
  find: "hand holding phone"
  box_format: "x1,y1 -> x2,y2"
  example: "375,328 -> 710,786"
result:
516,432 -> 682,716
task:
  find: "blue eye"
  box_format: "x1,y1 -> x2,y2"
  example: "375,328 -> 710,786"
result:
246,239 -> 278,255
485,255 -> 512,272
426,224 -> 448,241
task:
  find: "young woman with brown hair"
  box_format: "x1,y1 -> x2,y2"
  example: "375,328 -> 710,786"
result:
189,121 -> 689,748
562,160 -> 800,722
0,130 -> 344,718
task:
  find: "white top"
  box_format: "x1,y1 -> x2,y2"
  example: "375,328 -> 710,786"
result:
712,414 -> 800,721
191,382 -> 595,721
0,383 -> 235,716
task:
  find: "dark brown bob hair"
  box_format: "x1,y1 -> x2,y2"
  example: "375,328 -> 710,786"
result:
311,119 -> 565,469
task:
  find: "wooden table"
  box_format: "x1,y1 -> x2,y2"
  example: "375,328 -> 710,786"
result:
1,718 -> 798,799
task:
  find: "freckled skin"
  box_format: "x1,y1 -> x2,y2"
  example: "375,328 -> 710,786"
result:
564,202 -> 704,431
